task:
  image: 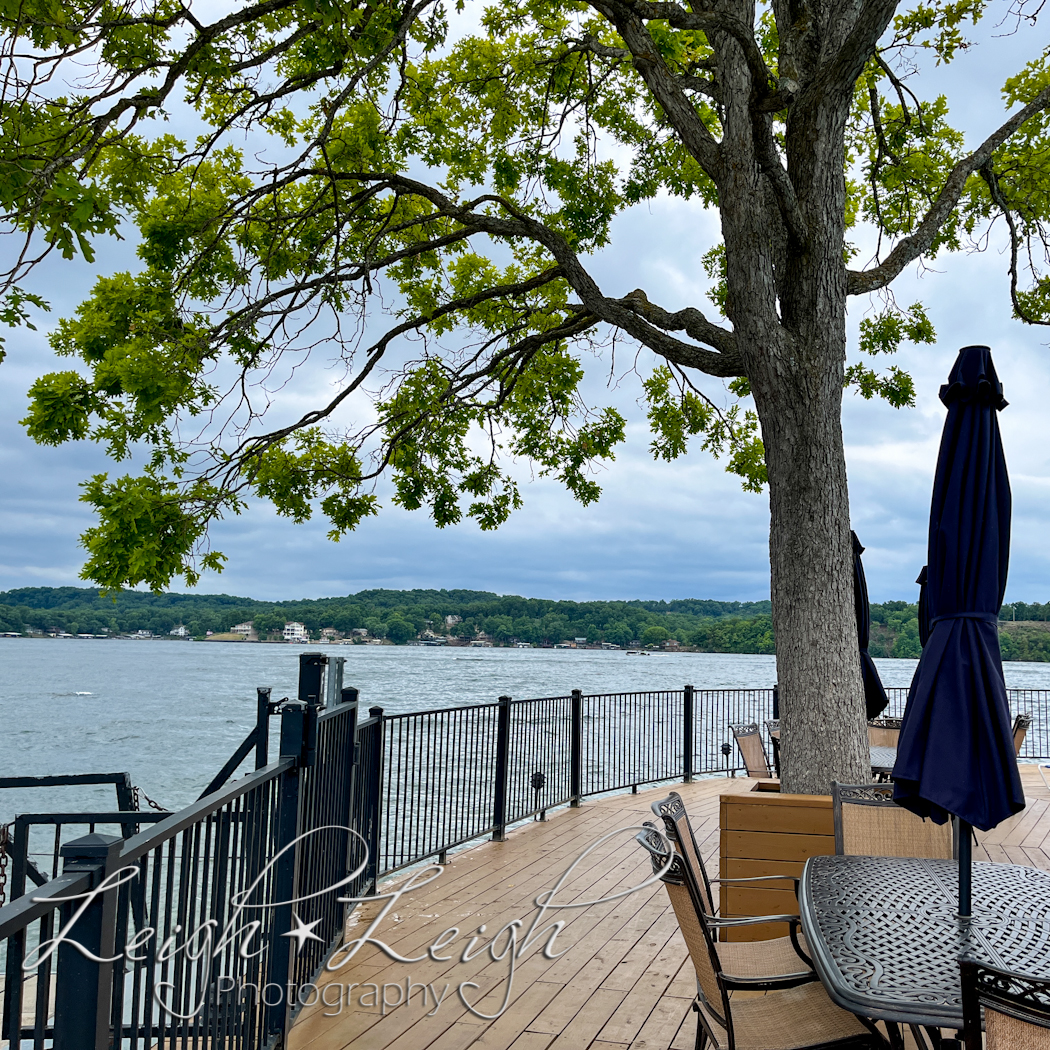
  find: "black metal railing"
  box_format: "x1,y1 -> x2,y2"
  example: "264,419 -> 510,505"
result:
2,664 -> 1049,1049
0,654 -> 359,1050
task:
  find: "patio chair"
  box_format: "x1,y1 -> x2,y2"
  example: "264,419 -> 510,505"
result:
866,717 -> 902,748
832,783 -> 953,859
1013,712 -> 1033,756
635,825 -> 884,1050
649,792 -> 813,979
961,958 -> 1050,1050
766,718 -> 782,777
729,722 -> 773,778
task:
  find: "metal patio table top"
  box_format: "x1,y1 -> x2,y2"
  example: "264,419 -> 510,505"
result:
869,745 -> 897,774
798,854 -> 1050,1029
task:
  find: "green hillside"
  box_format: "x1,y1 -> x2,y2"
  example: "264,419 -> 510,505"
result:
0,588 -> 1046,658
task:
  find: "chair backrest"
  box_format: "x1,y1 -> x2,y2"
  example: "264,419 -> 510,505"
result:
1013,713 -> 1033,756
961,958 -> 1050,1050
831,782 -> 953,859
636,824 -> 731,1034
651,791 -> 716,915
730,722 -> 771,778
867,717 -> 902,748
765,719 -> 782,777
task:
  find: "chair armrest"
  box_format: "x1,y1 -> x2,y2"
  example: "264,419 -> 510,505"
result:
720,970 -> 817,991
706,913 -> 799,928
788,917 -> 813,967
709,915 -> 814,970
712,875 -> 800,889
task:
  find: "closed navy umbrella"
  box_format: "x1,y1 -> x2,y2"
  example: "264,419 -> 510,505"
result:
893,345 -> 1024,917
853,531 -> 889,719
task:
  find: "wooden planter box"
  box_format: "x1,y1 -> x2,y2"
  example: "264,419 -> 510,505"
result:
718,782 -> 834,940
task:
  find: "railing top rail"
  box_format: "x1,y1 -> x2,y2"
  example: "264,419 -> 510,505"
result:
0,772 -> 132,789
0,870 -> 93,940
317,700 -> 358,725
13,812 -> 170,825
117,756 -> 295,865
383,701 -> 501,721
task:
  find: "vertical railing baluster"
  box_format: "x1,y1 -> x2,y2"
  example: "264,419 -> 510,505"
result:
683,684 -> 694,783
492,696 -> 511,841
364,707 -> 385,887
570,689 -> 583,807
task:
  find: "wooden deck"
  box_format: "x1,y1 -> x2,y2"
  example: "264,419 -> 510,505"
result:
289,765 -> 1050,1050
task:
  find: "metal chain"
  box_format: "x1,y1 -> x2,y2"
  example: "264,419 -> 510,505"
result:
132,786 -> 168,813
0,821 -> 12,907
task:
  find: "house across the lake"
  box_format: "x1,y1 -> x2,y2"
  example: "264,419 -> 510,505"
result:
283,621 -> 309,643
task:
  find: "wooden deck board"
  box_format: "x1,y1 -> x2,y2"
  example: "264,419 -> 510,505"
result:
290,769 -> 1050,1050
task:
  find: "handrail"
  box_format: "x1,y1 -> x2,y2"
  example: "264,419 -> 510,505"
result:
0,870 -> 92,940
118,756 -> 295,864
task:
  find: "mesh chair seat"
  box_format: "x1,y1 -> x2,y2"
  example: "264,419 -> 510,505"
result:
1014,712 -> 1033,756
701,981 -> 874,1050
986,1008 -> 1050,1050
719,931 -> 810,981
962,958 -> 1050,1050
867,718 -> 902,748
832,782 -> 953,859
730,722 -> 772,778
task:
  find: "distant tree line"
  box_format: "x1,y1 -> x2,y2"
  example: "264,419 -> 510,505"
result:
0,588 -> 1047,660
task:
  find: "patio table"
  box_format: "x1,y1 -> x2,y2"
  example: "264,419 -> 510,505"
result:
798,854 -> 1050,1029
869,745 -> 897,775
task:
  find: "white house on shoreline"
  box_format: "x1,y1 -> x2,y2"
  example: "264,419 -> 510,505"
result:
283,621 -> 309,643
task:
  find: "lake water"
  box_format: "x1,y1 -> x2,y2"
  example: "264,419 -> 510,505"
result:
2,637 -> 1050,823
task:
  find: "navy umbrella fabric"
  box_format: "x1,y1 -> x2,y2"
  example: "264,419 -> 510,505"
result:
853,531 -> 890,719
893,345 -> 1024,916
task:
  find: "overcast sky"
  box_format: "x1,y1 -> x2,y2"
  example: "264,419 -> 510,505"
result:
1,8 -> 1048,606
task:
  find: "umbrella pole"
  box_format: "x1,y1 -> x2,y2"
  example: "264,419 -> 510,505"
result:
958,818 -> 972,918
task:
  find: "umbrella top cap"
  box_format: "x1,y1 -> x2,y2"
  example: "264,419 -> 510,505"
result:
939,345 -> 1007,410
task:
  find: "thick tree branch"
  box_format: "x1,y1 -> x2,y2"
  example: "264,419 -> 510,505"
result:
613,289 -> 742,373
751,110 -> 808,246
564,33 -> 629,61
624,0 -> 775,94
795,0 -> 898,121
320,172 -> 743,374
586,0 -> 723,183
847,84 -> 1050,295
679,74 -> 721,102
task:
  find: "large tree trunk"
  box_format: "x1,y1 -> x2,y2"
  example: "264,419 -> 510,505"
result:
752,345 -> 871,794
715,19 -> 871,793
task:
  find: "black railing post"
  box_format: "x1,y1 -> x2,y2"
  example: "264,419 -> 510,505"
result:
683,684 -> 694,783
364,707 -> 384,890
341,686 -> 359,706
570,689 -> 583,807
256,686 -> 272,769
492,696 -> 511,841
266,702 -> 305,1043
53,833 -> 121,1050
299,653 -> 325,768
2,819 -> 30,1044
